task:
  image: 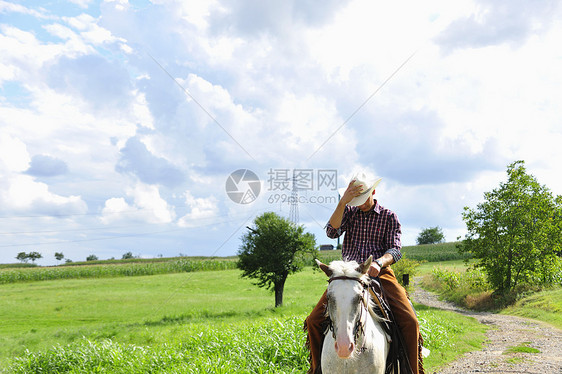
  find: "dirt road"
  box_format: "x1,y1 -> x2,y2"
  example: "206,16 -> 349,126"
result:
411,282 -> 562,374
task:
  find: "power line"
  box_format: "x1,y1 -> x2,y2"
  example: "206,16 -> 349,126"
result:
307,49 -> 418,161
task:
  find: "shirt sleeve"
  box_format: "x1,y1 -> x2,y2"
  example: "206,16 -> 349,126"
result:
384,211 -> 402,263
325,205 -> 350,238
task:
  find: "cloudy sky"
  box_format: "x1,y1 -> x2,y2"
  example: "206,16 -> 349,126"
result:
1,0 -> 562,265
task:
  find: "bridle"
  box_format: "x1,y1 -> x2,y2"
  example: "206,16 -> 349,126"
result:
326,275 -> 370,349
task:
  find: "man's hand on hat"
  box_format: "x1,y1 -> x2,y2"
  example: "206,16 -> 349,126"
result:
341,180 -> 363,205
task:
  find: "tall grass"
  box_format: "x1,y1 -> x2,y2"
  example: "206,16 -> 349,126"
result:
402,242 -> 471,262
8,317 -> 308,374
0,259 -> 237,284
6,309 -> 485,374
316,242 -> 470,263
423,266 -> 491,309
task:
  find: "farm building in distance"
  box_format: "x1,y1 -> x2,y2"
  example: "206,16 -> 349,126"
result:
319,244 -> 334,251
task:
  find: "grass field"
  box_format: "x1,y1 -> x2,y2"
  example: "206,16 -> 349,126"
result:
0,265 -> 487,373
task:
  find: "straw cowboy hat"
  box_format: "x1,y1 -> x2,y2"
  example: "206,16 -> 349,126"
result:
338,173 -> 382,207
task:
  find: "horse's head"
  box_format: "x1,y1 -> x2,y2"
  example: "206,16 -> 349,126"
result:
316,256 -> 372,359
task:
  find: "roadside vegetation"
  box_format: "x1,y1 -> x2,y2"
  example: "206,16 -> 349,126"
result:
421,265 -> 562,330
418,161 -> 562,330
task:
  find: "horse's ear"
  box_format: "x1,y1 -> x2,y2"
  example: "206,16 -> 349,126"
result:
357,255 -> 372,275
315,259 -> 333,277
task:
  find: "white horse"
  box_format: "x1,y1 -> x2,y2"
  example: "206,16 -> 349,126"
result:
316,256 -> 390,374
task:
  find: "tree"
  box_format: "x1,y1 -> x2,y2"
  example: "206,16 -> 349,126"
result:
16,252 -> 29,263
27,251 -> 42,263
55,252 -> 64,263
86,254 -> 98,261
237,212 -> 317,307
416,226 -> 445,245
122,251 -> 134,259
460,161 -> 562,294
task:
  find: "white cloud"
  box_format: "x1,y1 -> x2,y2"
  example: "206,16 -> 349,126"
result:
63,13 -> 127,46
68,0 -> 95,9
178,191 -> 219,228
3,0 -> 562,263
0,1 -> 49,19
0,133 -> 29,172
435,0 -> 561,52
0,134 -> 87,215
101,183 -> 175,224
103,0 -> 130,12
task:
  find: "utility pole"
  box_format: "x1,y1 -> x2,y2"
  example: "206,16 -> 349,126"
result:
289,176 -> 299,225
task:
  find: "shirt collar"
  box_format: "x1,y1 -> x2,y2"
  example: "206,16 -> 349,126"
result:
358,199 -> 380,216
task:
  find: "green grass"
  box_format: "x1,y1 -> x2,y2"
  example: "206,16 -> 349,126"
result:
417,259 -> 474,276
0,268 -> 324,362
421,262 -> 562,330
501,287 -> 562,330
0,267 -> 487,373
58,255 -> 238,267
0,263 -> 37,269
7,309 -> 486,374
415,304 -> 488,370
503,342 -> 541,354
8,317 -> 310,374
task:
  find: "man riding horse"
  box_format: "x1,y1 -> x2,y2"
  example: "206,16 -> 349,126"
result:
304,173 -> 425,374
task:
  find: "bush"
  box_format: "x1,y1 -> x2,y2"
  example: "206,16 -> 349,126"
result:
428,267 -> 493,309
392,257 -> 423,292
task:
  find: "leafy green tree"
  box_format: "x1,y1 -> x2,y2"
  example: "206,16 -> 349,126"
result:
416,226 -> 445,245
55,252 -> 64,263
86,254 -> 98,261
27,251 -> 42,263
122,251 -> 134,259
237,212 -> 317,307
460,161 -> 562,294
16,252 -> 29,263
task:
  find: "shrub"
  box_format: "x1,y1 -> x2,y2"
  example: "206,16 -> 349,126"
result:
392,257 -> 423,292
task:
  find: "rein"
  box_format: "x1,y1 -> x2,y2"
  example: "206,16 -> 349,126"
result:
326,275 -> 371,351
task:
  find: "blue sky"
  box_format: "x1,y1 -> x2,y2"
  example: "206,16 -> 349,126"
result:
1,0 -> 562,265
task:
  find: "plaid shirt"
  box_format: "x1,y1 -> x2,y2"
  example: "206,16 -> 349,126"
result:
325,200 -> 402,264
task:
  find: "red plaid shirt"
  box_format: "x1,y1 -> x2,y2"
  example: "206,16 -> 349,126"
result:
325,200 -> 402,263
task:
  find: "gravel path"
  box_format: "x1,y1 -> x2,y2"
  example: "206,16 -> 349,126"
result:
410,279 -> 562,374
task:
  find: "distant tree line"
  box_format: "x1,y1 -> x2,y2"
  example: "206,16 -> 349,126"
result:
14,251 -> 140,264
15,251 -> 42,263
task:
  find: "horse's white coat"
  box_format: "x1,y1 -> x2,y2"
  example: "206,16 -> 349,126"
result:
318,259 -> 390,374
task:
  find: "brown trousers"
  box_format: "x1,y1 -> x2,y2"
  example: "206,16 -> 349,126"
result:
304,267 -> 421,374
